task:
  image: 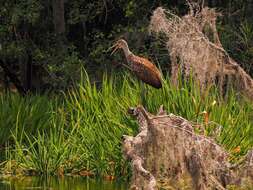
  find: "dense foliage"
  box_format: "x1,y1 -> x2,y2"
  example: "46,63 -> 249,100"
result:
0,0 -> 252,92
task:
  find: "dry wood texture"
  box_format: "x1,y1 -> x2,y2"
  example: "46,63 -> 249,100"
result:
123,106 -> 253,190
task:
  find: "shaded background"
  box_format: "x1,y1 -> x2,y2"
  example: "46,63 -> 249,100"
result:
0,0 -> 252,93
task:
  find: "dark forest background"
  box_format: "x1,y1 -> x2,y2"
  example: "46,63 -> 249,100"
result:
0,0 -> 253,94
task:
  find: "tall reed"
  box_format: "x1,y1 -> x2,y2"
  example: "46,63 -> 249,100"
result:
0,72 -> 252,177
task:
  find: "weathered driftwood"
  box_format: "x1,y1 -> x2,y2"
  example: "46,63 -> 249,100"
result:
123,106 -> 253,190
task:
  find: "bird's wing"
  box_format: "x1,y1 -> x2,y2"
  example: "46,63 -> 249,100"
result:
129,55 -> 160,76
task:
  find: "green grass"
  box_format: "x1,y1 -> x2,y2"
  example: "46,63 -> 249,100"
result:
0,72 -> 252,178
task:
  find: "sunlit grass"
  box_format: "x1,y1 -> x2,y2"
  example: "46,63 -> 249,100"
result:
0,72 -> 252,178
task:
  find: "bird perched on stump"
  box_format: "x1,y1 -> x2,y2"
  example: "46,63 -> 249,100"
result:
110,39 -> 162,89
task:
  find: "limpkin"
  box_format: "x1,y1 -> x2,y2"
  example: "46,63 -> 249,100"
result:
110,39 -> 162,89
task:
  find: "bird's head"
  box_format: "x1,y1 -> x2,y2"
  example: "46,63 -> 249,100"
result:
109,39 -> 129,55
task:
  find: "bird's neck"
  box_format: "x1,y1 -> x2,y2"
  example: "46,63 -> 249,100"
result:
122,45 -> 132,59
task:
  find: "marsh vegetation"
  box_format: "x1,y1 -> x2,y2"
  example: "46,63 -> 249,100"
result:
0,73 -> 252,179
0,0 -> 253,189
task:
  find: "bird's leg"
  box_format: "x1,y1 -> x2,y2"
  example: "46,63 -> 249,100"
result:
140,83 -> 148,108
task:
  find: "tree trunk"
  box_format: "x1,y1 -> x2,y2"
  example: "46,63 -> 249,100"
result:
20,51 -> 33,93
52,0 -> 65,35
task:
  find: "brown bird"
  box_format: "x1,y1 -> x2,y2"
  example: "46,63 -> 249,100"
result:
110,39 -> 162,89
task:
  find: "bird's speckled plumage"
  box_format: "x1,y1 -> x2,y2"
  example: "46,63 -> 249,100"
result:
110,39 -> 162,89
127,54 -> 162,88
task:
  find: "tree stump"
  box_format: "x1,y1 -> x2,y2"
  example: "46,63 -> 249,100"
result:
123,105 -> 253,190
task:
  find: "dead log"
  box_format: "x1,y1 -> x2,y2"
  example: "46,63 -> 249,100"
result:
123,105 -> 253,190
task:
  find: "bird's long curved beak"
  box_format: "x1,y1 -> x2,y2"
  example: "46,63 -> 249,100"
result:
108,42 -> 119,55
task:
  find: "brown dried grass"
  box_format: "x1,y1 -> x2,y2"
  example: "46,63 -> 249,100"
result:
149,1 -> 253,100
